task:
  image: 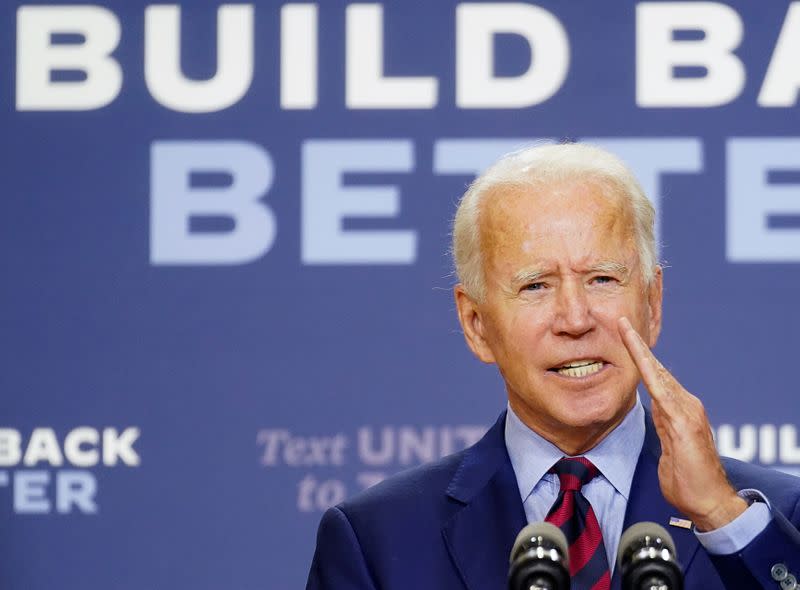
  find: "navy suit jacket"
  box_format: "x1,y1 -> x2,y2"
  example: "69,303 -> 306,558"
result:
307,411 -> 800,589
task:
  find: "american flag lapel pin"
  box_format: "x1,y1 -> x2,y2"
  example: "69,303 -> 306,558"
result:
669,516 -> 693,529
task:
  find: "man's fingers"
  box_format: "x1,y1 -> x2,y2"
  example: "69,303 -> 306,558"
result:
618,316 -> 671,401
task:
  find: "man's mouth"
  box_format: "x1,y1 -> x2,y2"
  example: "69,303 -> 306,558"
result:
549,360 -> 605,378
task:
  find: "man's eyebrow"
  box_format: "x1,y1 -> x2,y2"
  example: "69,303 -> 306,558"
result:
511,261 -> 631,286
512,267 -> 548,285
590,261 -> 630,275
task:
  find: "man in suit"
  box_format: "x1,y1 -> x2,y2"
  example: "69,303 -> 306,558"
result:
306,144 -> 800,589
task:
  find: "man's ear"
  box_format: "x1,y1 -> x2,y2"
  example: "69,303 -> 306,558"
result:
647,265 -> 664,348
454,285 -> 496,364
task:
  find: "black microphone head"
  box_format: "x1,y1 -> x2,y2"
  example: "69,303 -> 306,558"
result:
617,521 -> 676,569
508,522 -> 570,590
510,522 -> 569,565
617,521 -> 683,590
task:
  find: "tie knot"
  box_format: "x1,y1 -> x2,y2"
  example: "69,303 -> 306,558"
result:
548,457 -> 599,491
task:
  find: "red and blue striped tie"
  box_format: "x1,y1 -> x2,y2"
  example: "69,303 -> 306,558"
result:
545,457 -> 611,590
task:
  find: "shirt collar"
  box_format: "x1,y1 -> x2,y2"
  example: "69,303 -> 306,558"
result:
504,395 -> 645,502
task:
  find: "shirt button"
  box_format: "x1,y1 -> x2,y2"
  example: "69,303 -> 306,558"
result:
773,564 -> 789,581
781,574 -> 797,590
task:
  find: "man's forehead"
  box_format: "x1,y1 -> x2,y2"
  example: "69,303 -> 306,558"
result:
479,181 -> 633,243
477,180 -> 641,283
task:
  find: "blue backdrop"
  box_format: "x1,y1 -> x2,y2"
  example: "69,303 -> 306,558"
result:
3,1 -> 800,588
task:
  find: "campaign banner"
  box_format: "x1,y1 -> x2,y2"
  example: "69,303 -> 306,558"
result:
2,1 -> 800,588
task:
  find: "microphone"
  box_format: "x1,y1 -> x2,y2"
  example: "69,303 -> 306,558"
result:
508,522 -> 570,590
617,522 -> 684,590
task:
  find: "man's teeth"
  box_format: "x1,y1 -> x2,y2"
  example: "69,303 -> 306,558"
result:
556,361 -> 604,377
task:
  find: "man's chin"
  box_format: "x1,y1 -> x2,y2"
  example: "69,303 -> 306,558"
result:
554,394 -> 635,431
508,384 -> 635,438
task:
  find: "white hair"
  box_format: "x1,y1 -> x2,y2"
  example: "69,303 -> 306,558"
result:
451,143 -> 658,300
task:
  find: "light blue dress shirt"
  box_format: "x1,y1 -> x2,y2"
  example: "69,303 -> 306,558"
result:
504,396 -> 771,573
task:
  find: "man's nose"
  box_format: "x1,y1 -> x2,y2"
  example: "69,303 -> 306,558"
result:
552,281 -> 595,336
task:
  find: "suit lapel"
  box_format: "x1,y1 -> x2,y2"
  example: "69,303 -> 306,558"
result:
610,409 -> 701,589
442,411 -> 527,590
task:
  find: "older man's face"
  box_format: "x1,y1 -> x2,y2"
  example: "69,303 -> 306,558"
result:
455,180 -> 663,453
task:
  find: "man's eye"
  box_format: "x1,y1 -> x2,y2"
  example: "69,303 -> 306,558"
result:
524,282 -> 545,291
592,275 -> 615,284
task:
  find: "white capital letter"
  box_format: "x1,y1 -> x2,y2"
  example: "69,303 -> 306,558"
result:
103,427 -> 141,466
456,3 -> 569,108
281,4 -> 318,109
0,429 -> 22,467
145,4 -> 253,112
346,4 -> 437,109
637,2 -> 744,107
759,3 -> 800,107
64,428 -> 99,467
16,6 -> 122,110
23,428 -> 63,467
780,425 -> 800,463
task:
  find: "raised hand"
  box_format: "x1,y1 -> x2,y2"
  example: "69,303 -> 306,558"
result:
618,316 -> 747,531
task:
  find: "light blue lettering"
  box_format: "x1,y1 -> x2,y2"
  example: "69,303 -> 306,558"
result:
150,140 -> 274,265
302,140 -> 417,264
